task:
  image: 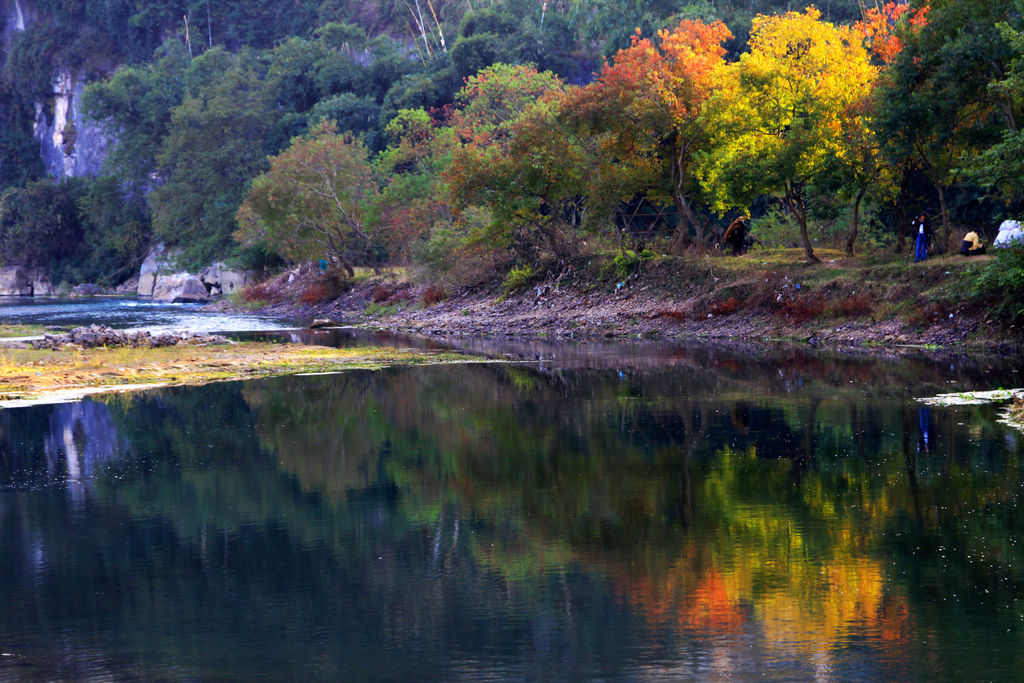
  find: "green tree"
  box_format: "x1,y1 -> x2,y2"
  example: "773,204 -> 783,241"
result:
375,108 -> 455,263
150,49 -> 274,267
236,121 -> 377,276
82,40 -> 190,191
0,179 -> 82,272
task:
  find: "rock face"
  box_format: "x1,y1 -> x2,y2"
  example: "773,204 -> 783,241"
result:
137,244 -> 169,297
1,1 -> 107,182
33,270 -> 53,295
200,262 -> 253,297
0,265 -> 51,295
137,245 -> 253,302
33,68 -> 108,179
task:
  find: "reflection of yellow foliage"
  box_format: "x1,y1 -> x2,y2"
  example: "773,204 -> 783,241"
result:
607,444 -> 913,670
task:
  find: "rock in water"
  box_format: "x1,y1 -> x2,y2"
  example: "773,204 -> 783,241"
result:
30,326 -> 230,349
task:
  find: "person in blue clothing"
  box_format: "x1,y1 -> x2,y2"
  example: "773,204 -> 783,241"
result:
912,214 -> 932,262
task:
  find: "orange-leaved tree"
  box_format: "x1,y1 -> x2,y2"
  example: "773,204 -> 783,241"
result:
854,1 -> 930,66
697,8 -> 877,263
564,19 -> 732,252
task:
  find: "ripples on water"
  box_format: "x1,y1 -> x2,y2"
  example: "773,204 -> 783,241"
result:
0,296 -> 295,333
1,297 -> 1023,680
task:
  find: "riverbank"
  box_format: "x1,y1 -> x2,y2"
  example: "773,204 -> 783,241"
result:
0,342 -> 473,406
223,248 -> 1019,351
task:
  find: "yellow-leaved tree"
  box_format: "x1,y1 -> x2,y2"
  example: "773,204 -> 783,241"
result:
697,8 -> 878,262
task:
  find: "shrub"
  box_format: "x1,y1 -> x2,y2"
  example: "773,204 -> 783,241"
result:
243,281 -> 278,303
372,284 -> 396,302
300,283 -> 331,303
781,295 -> 827,324
421,285 -> 446,306
605,249 -> 654,281
502,264 -> 536,294
708,297 -> 743,316
970,245 -> 1024,324
908,300 -> 952,328
652,309 -> 687,321
826,293 -> 873,318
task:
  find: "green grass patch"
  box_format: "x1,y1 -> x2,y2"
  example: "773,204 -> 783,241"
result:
0,323 -> 49,338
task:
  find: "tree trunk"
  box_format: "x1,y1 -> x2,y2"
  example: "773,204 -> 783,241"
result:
845,186 -> 866,257
668,197 -> 692,255
935,181 -> 949,253
787,182 -> 819,263
895,168 -> 910,254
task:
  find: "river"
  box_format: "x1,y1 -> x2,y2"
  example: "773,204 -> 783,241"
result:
1,298 -> 1023,680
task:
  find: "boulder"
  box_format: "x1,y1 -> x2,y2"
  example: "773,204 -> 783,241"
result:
138,245 -> 252,300
151,274 -> 210,303
0,265 -> 34,295
116,275 -> 139,294
71,283 -> 108,297
200,262 -> 253,297
32,270 -> 54,295
137,244 -> 172,297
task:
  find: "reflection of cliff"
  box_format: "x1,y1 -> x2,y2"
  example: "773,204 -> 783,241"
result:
44,400 -> 129,481
12,356 -> 1015,678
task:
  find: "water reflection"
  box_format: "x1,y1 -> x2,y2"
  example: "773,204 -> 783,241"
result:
0,344 -> 1022,679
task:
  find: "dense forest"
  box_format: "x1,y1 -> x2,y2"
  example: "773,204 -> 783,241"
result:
0,0 -> 1022,305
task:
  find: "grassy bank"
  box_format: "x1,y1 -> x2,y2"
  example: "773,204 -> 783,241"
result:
0,323 -> 50,338
0,342 -> 474,405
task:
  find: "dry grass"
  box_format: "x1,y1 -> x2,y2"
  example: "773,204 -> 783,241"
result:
0,342 -> 473,403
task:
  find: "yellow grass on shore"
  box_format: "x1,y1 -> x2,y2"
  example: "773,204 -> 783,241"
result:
0,342 -> 473,406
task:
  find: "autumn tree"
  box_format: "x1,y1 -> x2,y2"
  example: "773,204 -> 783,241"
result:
565,19 -> 733,252
236,121 -> 377,277
375,108 -> 456,263
445,64 -> 584,260
698,8 -> 876,263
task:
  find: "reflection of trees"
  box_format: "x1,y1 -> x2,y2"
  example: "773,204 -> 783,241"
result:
3,349 -> 1024,678
236,362 -> 1024,676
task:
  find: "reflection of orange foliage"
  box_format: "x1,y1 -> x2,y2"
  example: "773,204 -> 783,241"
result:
609,543 -> 913,671
688,569 -> 746,633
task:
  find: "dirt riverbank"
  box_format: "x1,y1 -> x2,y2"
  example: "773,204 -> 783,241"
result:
218,248 -> 1022,352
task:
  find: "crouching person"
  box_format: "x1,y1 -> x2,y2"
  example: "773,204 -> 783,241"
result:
960,230 -> 986,256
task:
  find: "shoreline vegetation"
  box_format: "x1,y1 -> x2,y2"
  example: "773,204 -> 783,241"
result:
222,248 -> 1021,352
0,341 -> 475,408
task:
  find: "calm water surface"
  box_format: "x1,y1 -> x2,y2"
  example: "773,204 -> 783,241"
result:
2,299 -> 1024,680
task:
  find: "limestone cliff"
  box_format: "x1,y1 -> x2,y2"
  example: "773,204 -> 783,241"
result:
2,0 -> 109,179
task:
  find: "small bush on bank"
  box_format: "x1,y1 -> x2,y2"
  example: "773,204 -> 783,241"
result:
421,286 -> 446,306
243,281 -> 278,304
604,249 -> 655,281
969,245 -> 1024,323
299,283 -> 331,304
502,265 -> 536,295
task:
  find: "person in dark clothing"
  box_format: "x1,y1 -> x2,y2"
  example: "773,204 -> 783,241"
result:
912,214 -> 932,262
723,216 -> 747,256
